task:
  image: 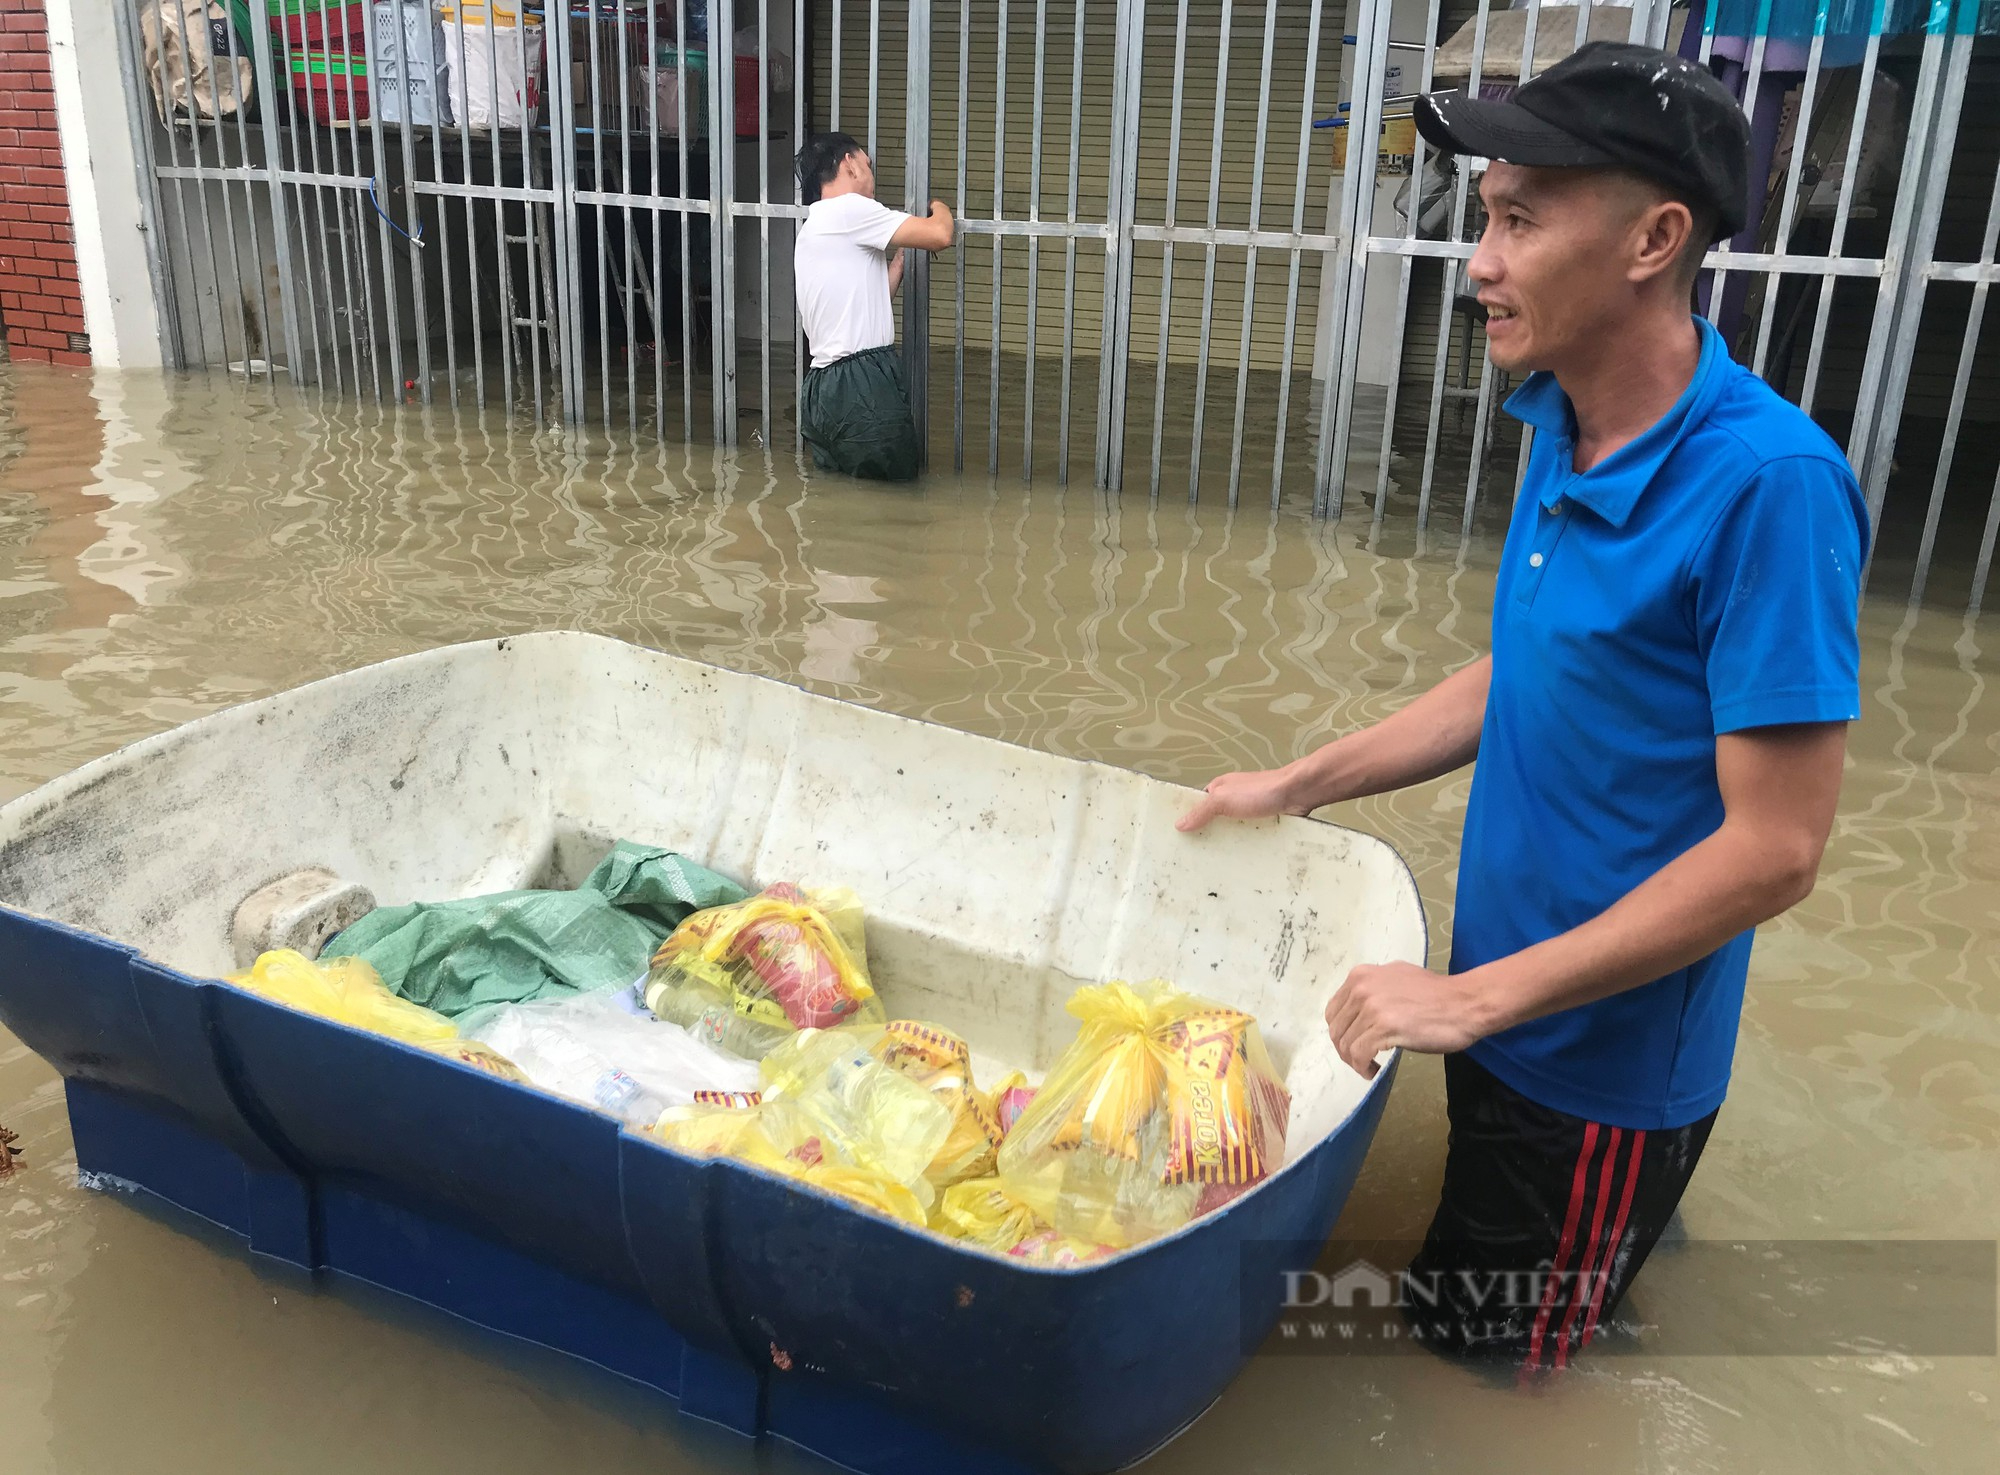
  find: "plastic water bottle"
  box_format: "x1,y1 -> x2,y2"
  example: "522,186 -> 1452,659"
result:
590,1067 -> 672,1125
645,978 -> 792,1060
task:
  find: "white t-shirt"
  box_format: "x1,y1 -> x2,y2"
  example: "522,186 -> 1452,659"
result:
794,193 -> 911,369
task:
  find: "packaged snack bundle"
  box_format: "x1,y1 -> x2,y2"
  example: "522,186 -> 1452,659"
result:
422,1038 -> 531,1082
644,884 -> 883,1057
653,1024 -> 952,1225
990,1072 -> 1035,1135
871,1019 -> 1006,1190
993,979 -> 1291,1250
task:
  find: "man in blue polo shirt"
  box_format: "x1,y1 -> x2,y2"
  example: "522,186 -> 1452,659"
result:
1179,43 -> 1867,1367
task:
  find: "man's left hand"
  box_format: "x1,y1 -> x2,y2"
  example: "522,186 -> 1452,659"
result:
1324,962 -> 1486,1078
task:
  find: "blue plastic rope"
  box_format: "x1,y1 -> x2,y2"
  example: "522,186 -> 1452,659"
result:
369,178 -> 425,249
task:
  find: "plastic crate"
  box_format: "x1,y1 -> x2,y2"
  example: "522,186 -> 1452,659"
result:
291,48 -> 371,121
268,0 -> 370,49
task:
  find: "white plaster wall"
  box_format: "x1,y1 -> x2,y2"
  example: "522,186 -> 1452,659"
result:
45,0 -> 164,369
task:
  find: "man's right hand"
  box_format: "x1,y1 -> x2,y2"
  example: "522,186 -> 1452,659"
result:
892,201 -> 957,253
1175,766 -> 1311,833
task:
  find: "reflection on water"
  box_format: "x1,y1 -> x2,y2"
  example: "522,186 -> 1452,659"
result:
0,361 -> 1995,1475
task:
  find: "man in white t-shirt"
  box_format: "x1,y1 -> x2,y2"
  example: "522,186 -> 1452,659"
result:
793,133 -> 955,481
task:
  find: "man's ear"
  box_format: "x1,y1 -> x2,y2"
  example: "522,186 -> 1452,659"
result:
1630,199 -> 1695,286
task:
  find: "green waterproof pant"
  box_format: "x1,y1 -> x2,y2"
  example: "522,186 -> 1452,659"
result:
800,345 -> 922,482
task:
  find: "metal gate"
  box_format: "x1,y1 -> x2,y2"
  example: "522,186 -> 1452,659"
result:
1319,0 -> 2000,610
114,0 -> 2000,607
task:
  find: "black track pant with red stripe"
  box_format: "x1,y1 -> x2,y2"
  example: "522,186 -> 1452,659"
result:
1401,1051 -> 1718,1369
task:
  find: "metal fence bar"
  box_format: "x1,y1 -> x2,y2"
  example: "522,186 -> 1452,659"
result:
1223,0 -> 1282,508
1849,11 -> 1967,527
167,0 -> 238,371
954,0 -> 970,470
676,15 -> 695,440
1908,153 -> 2000,604
650,0 -> 667,435
1408,0 -> 1491,526
246,19 -> 304,385
345,6 -> 389,399
1149,0 -> 1193,499
524,16 -> 551,426
758,0 -> 775,451
223,17 -> 275,385
794,0 -> 806,450
1973,462 -> 2000,617
1701,0 -> 1775,337
456,24 -> 487,412
1187,0 -> 1234,499
1748,9 -> 1829,380
383,5 -> 431,402
269,25 -> 329,392
1056,0 -> 1085,484
420,6 -> 462,411
1366,0 -> 1447,523
145,5 -> 211,371
1800,5 -> 1885,417
1266,0 -> 1325,507
712,0 -> 739,446
481,13 -> 515,415
832,0 -> 842,130
363,3 -> 407,399
869,0 -> 881,159
989,0 -> 1009,477
905,0 -> 933,469
622,2 -> 644,435
1096,0 -> 1146,490
1314,0 -> 1401,518
592,5 -> 614,426
328,40 -> 375,400
1022,0 -> 1048,479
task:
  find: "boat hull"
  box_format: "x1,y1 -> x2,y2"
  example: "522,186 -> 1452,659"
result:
0,635 -> 1423,1473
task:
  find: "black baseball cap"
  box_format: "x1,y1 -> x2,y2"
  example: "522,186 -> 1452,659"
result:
1413,42 -> 1751,243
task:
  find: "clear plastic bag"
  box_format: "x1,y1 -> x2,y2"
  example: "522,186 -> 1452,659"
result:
422,1037 -> 531,1082
470,987 -> 760,1126
993,980 -> 1290,1250
643,884 -> 882,1057
870,1020 -> 1006,1190
226,949 -> 459,1047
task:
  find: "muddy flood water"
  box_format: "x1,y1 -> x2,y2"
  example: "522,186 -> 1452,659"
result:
0,360 -> 1994,1474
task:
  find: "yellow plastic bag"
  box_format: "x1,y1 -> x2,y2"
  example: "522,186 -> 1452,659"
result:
931,1175 -> 1046,1250
653,1095 -> 933,1228
644,884 -> 883,1058
652,1023 -> 953,1224
227,949 -> 459,1048
756,1025 -> 951,1197
993,980 -> 1290,1250
871,1020 -> 1006,1190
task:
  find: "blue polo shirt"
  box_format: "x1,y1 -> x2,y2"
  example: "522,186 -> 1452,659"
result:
1455,318 -> 1868,1130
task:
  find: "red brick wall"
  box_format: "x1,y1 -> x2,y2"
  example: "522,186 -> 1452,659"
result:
0,0 -> 88,366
